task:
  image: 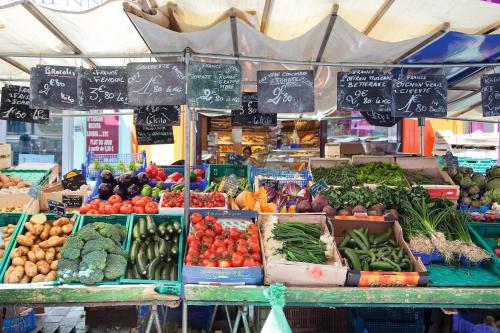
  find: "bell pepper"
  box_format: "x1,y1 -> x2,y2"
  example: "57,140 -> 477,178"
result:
190,170 -> 197,182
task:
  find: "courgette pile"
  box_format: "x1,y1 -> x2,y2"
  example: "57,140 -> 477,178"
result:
127,216 -> 181,281
338,227 -> 414,272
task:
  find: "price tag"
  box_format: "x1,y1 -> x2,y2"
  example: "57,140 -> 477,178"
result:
62,169 -> 86,190
28,183 -> 41,199
223,174 -> 240,197
62,195 -> 83,208
48,200 -> 66,216
310,179 -> 329,197
227,153 -> 245,165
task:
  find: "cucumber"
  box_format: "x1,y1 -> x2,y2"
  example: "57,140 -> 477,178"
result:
158,238 -> 168,257
146,242 -> 155,261
172,235 -> 179,244
146,216 -> 157,235
132,222 -> 141,240
147,257 -> 161,280
130,239 -> 141,264
154,263 -> 163,280
158,223 -> 168,236
172,221 -> 182,234
137,249 -> 148,276
139,218 -> 148,239
161,262 -> 172,280
169,263 -> 178,281
164,234 -> 171,241
170,243 -> 178,256
166,224 -> 174,234
154,240 -> 161,258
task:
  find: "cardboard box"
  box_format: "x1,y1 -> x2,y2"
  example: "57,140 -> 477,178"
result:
258,213 -> 348,287
325,143 -> 365,158
182,209 -> 263,285
0,193 -> 39,214
396,156 -> 460,200
39,182 -> 88,212
332,219 -> 429,287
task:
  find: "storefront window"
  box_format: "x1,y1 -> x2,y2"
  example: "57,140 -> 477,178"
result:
327,111 -> 398,143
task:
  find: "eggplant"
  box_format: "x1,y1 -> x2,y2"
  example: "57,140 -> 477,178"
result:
118,171 -> 134,187
113,185 -> 127,199
136,172 -> 149,186
100,170 -> 115,184
98,183 -> 113,199
127,183 -> 140,197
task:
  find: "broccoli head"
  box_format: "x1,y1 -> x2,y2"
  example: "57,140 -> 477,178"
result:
58,258 -> 80,283
104,253 -> 127,280
112,224 -> 127,241
93,222 -> 122,243
78,226 -> 101,241
60,234 -> 84,260
81,237 -> 114,255
81,250 -> 107,271
78,268 -> 104,285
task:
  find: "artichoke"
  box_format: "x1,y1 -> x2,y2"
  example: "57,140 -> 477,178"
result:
487,166 -> 500,179
471,174 -> 486,189
459,176 -> 473,189
468,184 -> 480,196
486,177 -> 500,191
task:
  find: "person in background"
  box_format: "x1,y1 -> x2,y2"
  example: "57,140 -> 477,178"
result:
242,146 -> 259,166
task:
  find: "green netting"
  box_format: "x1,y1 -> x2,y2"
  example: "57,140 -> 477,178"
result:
427,263 -> 500,287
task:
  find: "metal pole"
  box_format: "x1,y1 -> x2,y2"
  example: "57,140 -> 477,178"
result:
184,48 -> 192,232
418,117 -> 425,156
182,300 -> 188,333
192,111 -> 197,167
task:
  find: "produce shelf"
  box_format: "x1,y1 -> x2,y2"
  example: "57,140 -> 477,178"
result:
183,285 -> 500,309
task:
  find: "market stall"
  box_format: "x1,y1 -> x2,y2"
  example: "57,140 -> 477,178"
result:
0,0 -> 500,332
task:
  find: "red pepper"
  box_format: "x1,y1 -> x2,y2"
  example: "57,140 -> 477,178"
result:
195,169 -> 205,178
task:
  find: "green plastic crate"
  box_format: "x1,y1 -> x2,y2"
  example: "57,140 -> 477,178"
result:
74,214 -> 131,285
0,213 -> 25,275
206,164 -> 252,191
1,169 -> 50,186
0,213 -> 78,286
468,222 -> 500,277
120,214 -> 183,295
426,263 -> 500,287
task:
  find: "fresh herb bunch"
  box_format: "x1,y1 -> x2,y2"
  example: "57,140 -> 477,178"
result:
311,164 -> 358,187
272,222 -> 326,264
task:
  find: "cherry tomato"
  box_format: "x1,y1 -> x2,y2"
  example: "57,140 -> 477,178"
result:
205,229 -> 216,238
213,223 -> 223,235
231,253 -> 244,267
228,228 -> 240,240
218,260 -> 232,268
119,203 -> 134,214
204,215 -> 217,225
202,236 -> 214,246
251,252 -> 261,262
190,213 -> 203,224
134,206 -> 145,214
108,195 -> 123,205
243,257 -> 258,267
215,246 -> 225,256
144,202 -> 158,214
202,259 -> 217,267
213,238 -> 225,249
236,244 -> 248,254
80,204 -> 92,214
247,240 -> 260,254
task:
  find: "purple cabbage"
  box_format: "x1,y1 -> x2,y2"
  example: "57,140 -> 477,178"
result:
282,182 -> 301,197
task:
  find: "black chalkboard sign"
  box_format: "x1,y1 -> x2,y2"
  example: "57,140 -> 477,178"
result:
337,70 -> 392,112
227,153 -> 245,165
481,73 -> 500,117
78,67 -> 128,109
47,199 -> 66,216
127,62 -> 186,106
62,169 -> 86,191
257,70 -> 314,113
187,62 -> 241,109
361,110 -> 402,127
392,75 -> 447,118
136,125 -> 174,145
259,178 -> 279,191
134,105 -> 181,127
231,92 -> 277,126
310,179 -> 329,197
0,85 -> 49,124
29,65 -> 78,110
62,195 -> 83,208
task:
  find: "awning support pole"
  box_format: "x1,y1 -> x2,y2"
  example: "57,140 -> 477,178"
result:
183,47 -> 191,239
314,4 -> 339,76
363,0 -> 395,35
418,117 -> 425,156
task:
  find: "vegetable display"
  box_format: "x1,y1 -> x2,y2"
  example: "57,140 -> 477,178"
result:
448,165 -> 500,209
4,215 -> 74,284
126,216 -> 181,281
184,213 -> 261,268
98,170 -> 148,201
312,162 -> 407,187
338,227 -> 413,272
0,224 -> 16,260
89,160 -> 142,174
161,192 -> 225,209
271,222 -> 326,264
205,175 -> 249,197
80,197 -> 159,215
145,163 -> 205,184
58,222 -> 128,284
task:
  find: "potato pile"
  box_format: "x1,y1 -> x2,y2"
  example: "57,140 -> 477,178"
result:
0,206 -> 24,213
4,214 -> 73,284
0,224 -> 16,260
0,172 -> 29,189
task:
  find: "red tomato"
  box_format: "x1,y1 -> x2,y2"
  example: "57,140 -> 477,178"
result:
228,228 -> 240,240
231,253 -> 244,267
111,203 -> 122,214
213,223 -> 223,235
119,203 -> 134,214
205,229 -> 216,238
80,204 -> 92,214
103,204 -> 114,215
131,196 -> 142,206
134,206 -> 145,214
243,257 -> 258,267
144,202 -> 158,214
251,252 -> 261,262
218,260 -> 232,268
247,240 -> 260,254
204,215 -> 217,225
98,204 -> 107,215
122,200 -> 131,205
190,213 -> 203,224
236,244 -> 248,255
133,197 -> 147,207
213,238 -> 225,249
87,209 -> 99,215
108,195 -> 123,204
143,196 -> 152,203
90,199 -> 102,209
202,236 -> 214,246
202,259 -> 217,267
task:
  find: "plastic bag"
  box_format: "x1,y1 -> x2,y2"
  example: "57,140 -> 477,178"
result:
261,283 -> 292,333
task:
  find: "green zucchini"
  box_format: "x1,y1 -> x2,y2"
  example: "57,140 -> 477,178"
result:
130,239 -> 141,264
158,223 -> 168,236
158,238 -> 168,257
154,263 -> 163,280
170,243 -> 178,256
169,264 -> 178,281
172,235 -> 179,244
161,262 -> 172,280
147,257 -> 161,280
166,224 -> 174,234
139,218 -> 148,239
146,242 -> 155,261
172,221 -> 182,234
136,249 -> 148,276
146,216 -> 157,235
132,222 -> 141,240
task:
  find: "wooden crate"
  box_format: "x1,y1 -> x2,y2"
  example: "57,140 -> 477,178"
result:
0,144 -> 11,169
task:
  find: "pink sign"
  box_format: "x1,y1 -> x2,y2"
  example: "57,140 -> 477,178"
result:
86,114 -> 119,154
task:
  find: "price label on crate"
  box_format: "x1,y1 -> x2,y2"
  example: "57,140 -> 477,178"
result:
223,174 -> 240,197
62,195 -> 83,208
310,179 -> 329,197
28,183 -> 41,199
48,200 -> 66,216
